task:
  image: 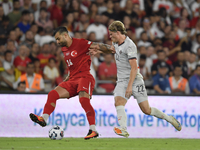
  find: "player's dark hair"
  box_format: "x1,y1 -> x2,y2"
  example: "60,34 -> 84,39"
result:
53,27 -> 68,36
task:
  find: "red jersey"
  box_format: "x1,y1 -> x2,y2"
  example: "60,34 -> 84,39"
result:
61,38 -> 92,77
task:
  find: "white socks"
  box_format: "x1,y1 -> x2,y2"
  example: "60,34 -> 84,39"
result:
150,107 -> 172,123
116,105 -> 127,130
42,114 -> 49,123
90,125 -> 97,132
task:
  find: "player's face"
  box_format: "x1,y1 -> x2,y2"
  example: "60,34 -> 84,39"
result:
109,30 -> 118,43
55,32 -> 68,47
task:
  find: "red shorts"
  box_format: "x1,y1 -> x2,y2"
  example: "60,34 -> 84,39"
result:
58,73 -> 95,98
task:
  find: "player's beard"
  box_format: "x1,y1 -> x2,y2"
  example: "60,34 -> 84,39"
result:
59,40 -> 67,47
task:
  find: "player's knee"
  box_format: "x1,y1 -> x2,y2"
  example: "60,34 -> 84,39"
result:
141,107 -> 151,115
48,90 -> 60,101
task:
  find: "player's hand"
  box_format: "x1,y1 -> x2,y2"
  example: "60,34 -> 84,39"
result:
125,86 -> 132,99
89,45 -> 99,56
110,45 -> 116,54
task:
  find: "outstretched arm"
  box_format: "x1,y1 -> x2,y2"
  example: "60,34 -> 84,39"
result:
89,42 -> 115,55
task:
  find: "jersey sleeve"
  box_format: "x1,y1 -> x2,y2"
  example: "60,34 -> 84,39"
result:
126,45 -> 137,59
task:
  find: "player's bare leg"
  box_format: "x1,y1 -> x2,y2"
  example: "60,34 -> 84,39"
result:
113,96 -> 129,138
29,86 -> 70,127
139,100 -> 182,131
78,91 -> 98,140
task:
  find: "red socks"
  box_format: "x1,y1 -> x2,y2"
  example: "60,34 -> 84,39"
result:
43,90 -> 60,115
79,97 -> 95,125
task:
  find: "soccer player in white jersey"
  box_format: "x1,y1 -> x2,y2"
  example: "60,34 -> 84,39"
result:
89,21 -> 182,137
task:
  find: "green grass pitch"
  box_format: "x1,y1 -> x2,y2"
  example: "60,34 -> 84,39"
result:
0,138 -> 200,150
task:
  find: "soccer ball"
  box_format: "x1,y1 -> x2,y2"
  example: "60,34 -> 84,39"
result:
49,126 -> 64,140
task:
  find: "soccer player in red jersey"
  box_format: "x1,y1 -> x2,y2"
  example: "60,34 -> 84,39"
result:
29,27 -> 114,139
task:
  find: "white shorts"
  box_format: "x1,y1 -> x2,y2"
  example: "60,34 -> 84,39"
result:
113,78 -> 148,103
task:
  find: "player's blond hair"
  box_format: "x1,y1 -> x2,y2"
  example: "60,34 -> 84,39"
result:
108,21 -> 127,35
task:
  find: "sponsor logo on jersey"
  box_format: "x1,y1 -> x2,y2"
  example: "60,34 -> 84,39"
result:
71,50 -> 78,57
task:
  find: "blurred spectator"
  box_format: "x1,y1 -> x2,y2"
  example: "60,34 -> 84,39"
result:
8,30 -> 18,48
0,44 -> 6,62
39,26 -> 55,47
171,0 -> 191,19
90,55 -> 99,86
35,8 -> 53,29
190,7 -> 200,28
177,19 -> 187,39
7,0 -> 21,26
17,10 -> 31,34
173,51 -> 188,79
37,43 -> 54,69
191,18 -> 200,40
191,0 -> 200,18
29,24 -> 41,44
13,62 -> 45,92
169,65 -> 190,94
20,0 -> 34,13
102,0 -> 115,20
20,30 -> 35,49
61,12 -> 74,37
123,15 -> 135,34
33,58 -> 43,75
16,81 -> 26,92
189,65 -> 200,94
14,26 -> 23,43
96,0 -> 107,14
0,5 -> 5,24
49,0 -> 64,28
6,40 -> 17,57
153,0 -> 173,17
68,0 -> 88,14
34,0 -> 48,21
139,54 -> 150,81
192,33 -> 200,53
86,14 -> 108,42
180,28 -> 192,52
29,43 -> 39,62
0,50 -> 15,91
186,52 -> 197,75
120,0 -> 139,27
173,7 -> 191,27
163,30 -> 181,62
49,41 -> 57,56
153,62 -> 171,94
74,13 -> 90,32
0,16 -> 13,45
88,2 -> 98,23
43,57 -> 59,92
97,53 -> 117,93
136,17 -> 153,40
13,45 -> 31,79
197,47 -> 200,64
151,50 -> 172,76
0,0 -> 13,15
137,31 -> 152,47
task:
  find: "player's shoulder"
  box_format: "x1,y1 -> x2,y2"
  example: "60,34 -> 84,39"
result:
77,38 -> 92,45
124,37 -> 137,50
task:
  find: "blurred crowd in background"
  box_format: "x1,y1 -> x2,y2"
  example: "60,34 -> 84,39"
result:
1,0 -> 200,95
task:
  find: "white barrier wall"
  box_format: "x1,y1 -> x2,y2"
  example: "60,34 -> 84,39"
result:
0,94 -> 199,138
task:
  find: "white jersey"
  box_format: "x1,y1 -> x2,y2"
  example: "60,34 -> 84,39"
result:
113,36 -> 143,81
